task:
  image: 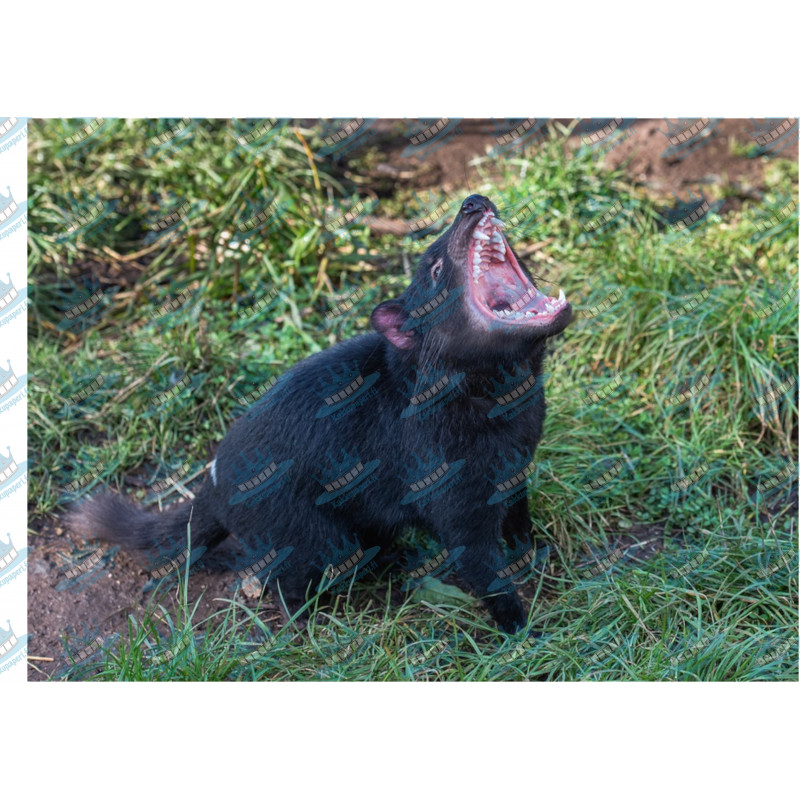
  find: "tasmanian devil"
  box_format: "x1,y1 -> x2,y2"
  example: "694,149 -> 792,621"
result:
68,194 -> 572,633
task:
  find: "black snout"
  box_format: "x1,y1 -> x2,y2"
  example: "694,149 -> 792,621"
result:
461,194 -> 492,215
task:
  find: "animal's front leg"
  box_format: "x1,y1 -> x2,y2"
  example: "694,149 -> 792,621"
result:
502,495 -> 532,548
438,525 -> 526,633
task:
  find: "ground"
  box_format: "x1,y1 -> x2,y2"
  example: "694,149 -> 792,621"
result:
25,118 -> 798,680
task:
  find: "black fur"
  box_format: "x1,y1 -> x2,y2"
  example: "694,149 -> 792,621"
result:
68,195 -> 572,633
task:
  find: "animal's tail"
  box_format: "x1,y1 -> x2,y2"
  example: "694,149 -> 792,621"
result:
66,488 -> 226,574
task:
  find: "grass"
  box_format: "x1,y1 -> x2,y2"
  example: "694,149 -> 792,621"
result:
28,119 -> 798,680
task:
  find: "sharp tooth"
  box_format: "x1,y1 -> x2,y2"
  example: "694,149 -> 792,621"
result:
558,288 -> 566,304
473,230 -> 490,241
490,231 -> 503,243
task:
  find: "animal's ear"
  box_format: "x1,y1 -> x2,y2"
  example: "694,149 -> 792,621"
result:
371,301 -> 416,350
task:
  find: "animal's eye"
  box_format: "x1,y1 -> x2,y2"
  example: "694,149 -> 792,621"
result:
430,260 -> 443,281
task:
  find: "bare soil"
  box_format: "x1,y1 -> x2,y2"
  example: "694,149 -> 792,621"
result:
26,118 -> 796,680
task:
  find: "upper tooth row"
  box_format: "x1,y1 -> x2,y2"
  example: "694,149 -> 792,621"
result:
478,214 -> 504,228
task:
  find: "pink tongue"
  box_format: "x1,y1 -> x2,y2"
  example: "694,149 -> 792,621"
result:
484,268 -> 524,305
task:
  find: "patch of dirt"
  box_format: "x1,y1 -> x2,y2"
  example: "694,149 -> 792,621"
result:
336,118 -> 795,208
26,516 -> 283,681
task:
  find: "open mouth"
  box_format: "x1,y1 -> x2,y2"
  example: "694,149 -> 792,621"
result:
467,210 -> 569,327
